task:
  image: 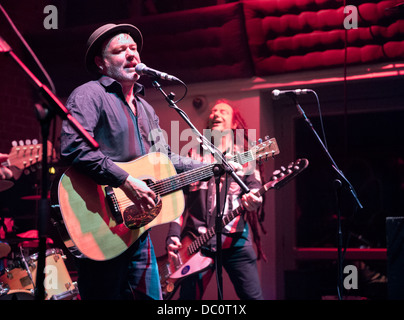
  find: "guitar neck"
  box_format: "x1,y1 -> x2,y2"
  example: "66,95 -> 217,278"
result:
186,186 -> 268,255
185,158 -> 309,256
187,205 -> 246,255
149,151 -> 254,196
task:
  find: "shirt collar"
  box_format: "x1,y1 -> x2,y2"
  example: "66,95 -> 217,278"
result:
98,76 -> 145,96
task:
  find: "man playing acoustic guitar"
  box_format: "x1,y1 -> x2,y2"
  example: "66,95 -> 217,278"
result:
60,23 -> 215,300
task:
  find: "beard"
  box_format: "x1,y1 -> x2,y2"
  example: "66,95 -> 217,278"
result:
105,66 -> 139,83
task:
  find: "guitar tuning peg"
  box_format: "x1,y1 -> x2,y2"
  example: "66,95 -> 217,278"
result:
25,139 -> 31,145
32,139 -> 38,145
19,140 -> 24,146
258,138 -> 263,144
11,140 -> 18,147
265,136 -> 270,140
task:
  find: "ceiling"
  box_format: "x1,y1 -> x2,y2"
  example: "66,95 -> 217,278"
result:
3,0 -> 404,96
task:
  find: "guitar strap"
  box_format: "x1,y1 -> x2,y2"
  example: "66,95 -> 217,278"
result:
207,175 -> 231,243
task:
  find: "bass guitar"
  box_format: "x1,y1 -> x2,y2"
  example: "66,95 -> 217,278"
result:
157,158 -> 309,300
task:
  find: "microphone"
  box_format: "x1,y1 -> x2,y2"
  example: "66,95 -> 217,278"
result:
135,63 -> 179,81
271,89 -> 311,100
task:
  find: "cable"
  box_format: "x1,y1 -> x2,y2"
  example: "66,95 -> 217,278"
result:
174,79 -> 188,104
311,90 -> 329,151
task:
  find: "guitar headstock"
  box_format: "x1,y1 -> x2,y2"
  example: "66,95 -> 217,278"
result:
7,139 -> 56,172
262,158 -> 309,192
251,136 -> 280,163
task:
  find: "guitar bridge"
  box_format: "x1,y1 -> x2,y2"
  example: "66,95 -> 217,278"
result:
122,198 -> 162,229
105,186 -> 123,224
121,179 -> 163,229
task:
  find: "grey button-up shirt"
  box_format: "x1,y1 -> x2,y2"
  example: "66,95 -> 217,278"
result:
61,76 -> 202,187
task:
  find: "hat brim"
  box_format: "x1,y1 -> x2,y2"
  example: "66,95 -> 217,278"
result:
85,24 -> 143,75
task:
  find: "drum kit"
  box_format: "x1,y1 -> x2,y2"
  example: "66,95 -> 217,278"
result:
0,232 -> 79,300
0,140 -> 79,300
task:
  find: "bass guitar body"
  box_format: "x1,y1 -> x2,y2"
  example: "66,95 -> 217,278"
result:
157,233 -> 214,300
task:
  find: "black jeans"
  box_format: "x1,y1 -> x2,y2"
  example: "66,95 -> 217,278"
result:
179,245 -> 263,300
76,232 -> 161,300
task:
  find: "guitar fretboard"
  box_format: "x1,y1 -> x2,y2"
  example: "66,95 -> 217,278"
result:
148,150 -> 255,197
185,159 -> 308,255
188,205 -> 246,255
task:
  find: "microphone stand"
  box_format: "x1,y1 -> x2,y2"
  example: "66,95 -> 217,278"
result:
291,95 -> 363,300
0,36 -> 99,300
152,80 -> 249,300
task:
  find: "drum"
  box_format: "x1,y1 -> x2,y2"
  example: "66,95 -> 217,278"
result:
0,263 -> 34,292
28,248 -> 78,300
0,289 -> 35,300
0,282 -> 9,296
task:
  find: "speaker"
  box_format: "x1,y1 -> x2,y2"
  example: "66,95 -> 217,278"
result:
386,216 -> 404,299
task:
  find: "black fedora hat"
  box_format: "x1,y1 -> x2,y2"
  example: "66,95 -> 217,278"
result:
85,23 -> 143,75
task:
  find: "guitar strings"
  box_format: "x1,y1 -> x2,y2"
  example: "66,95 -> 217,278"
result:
116,163 -> 216,207
119,139 -> 279,206
150,151 -> 254,194
116,151 -> 256,207
188,206 -> 244,255
116,163 -> 218,207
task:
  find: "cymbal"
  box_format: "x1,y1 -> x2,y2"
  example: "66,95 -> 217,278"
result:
2,237 -> 39,244
0,241 -> 11,258
21,195 -> 41,200
21,193 -> 50,201
0,180 -> 14,192
3,237 -> 53,248
15,230 -> 54,248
